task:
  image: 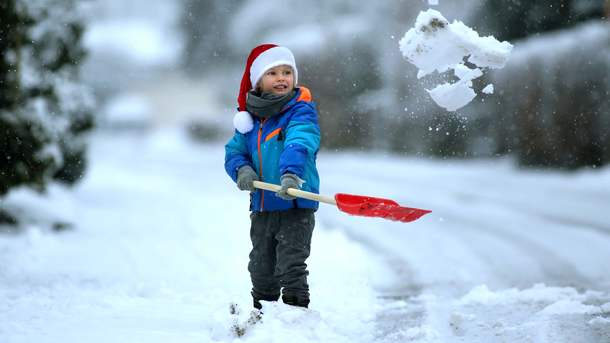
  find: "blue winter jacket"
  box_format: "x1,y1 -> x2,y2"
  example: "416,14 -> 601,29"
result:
224,87 -> 320,212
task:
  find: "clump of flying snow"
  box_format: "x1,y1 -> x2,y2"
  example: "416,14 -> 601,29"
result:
482,84 -> 494,94
399,9 -> 513,111
426,80 -> 476,112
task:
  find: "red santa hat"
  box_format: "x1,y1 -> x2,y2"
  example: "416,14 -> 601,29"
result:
233,44 -> 298,134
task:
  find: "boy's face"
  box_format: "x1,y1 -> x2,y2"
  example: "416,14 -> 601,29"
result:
258,65 -> 295,96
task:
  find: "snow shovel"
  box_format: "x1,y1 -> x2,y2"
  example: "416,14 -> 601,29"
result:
252,181 -> 431,223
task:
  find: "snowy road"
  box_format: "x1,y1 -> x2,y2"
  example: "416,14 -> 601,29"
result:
320,154 -> 610,342
1,130 -> 609,342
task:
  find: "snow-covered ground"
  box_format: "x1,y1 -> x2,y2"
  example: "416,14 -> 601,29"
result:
1,129 -> 609,342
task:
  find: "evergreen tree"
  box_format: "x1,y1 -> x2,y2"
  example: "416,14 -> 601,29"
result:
0,0 -> 94,223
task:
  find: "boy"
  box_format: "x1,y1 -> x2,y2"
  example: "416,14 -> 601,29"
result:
224,44 -> 320,309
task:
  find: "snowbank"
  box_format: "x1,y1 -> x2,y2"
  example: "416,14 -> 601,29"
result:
395,283 -> 610,341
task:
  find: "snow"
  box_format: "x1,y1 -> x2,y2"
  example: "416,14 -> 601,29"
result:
427,80 -> 476,112
2,129 -> 610,342
319,152 -> 610,341
427,64 -> 484,111
37,143 -> 64,168
453,63 -> 483,81
0,130 -> 379,343
460,284 -> 606,314
399,9 -> 513,111
482,84 -> 494,94
539,300 -> 601,316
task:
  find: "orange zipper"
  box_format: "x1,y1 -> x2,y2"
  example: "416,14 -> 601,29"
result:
257,119 -> 266,211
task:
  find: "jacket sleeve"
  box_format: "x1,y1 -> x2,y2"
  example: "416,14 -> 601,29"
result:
224,131 -> 252,182
280,103 -> 320,177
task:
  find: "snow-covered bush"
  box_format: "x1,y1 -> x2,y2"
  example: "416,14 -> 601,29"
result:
471,0 -> 607,42
486,21 -> 610,169
0,0 -> 94,215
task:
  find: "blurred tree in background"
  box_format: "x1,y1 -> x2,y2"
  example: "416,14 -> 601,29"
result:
0,0 -> 94,223
472,0 -> 610,169
473,0 -> 606,41
304,41 -> 381,149
181,0 -> 243,74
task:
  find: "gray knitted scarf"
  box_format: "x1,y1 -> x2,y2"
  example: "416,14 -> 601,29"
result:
246,89 -> 296,119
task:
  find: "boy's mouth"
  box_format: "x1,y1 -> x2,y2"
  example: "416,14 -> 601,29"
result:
273,84 -> 289,91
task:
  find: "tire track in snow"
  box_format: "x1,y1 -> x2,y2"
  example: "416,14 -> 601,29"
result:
405,184 -> 601,290
326,162 -> 608,290
321,155 -> 610,237
449,189 -> 610,237
329,194 -> 588,287
437,206 -> 593,289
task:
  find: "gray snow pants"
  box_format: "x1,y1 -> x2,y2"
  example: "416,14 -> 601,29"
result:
248,208 -> 315,307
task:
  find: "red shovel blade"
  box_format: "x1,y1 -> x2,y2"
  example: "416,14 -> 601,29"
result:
335,193 -> 431,223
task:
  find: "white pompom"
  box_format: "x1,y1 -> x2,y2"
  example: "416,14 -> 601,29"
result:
233,111 -> 254,134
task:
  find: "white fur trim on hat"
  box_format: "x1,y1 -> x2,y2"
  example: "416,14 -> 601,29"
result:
233,111 -> 254,134
249,46 -> 298,89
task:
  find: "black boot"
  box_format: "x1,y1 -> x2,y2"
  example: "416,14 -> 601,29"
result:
252,291 -> 280,310
282,293 -> 310,308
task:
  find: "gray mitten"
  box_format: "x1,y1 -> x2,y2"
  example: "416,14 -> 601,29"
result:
276,174 -> 304,200
236,166 -> 258,191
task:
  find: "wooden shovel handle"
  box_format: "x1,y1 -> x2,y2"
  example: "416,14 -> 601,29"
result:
252,181 -> 336,205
